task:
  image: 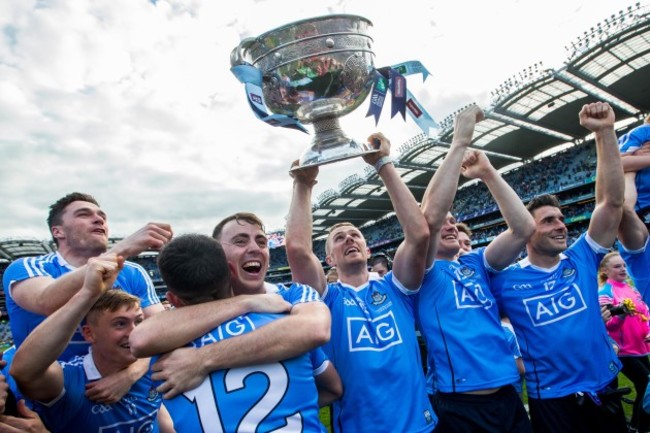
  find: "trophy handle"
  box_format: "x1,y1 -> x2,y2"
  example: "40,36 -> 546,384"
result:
230,37 -> 256,67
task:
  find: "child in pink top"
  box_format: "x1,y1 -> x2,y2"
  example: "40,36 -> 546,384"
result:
598,251 -> 650,431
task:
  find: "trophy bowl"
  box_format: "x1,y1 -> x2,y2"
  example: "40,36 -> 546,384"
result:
231,14 -> 379,169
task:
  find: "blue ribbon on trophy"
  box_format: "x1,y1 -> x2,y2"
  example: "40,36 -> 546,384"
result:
230,64 -> 308,133
365,60 -> 438,134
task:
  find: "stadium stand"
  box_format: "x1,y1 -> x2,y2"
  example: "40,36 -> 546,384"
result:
1,3 -> 649,306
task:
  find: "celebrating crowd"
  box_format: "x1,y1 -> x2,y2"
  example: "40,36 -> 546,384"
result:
0,102 -> 650,433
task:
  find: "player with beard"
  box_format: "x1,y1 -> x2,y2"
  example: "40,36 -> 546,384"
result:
284,132 -> 436,432
2,192 -> 172,403
489,102 -> 627,433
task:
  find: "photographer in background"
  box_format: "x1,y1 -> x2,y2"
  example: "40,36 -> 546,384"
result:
598,251 -> 650,432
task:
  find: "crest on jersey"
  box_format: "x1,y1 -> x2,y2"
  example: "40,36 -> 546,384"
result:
562,267 -> 576,278
460,266 -> 475,278
147,387 -> 160,402
370,289 -> 387,306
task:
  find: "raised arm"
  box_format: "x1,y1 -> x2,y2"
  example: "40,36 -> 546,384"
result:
581,102 -> 625,247
618,203 -> 649,251
108,222 -> 173,258
9,267 -> 87,316
360,133 -> 429,289
462,150 -> 535,270
11,256 -> 123,402
421,106 -> 484,267
621,151 -> 650,173
151,301 -> 331,398
129,293 -> 291,357
285,163 -> 327,295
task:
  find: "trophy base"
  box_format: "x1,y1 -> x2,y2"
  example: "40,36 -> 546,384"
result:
294,143 -> 380,171
292,116 -> 380,171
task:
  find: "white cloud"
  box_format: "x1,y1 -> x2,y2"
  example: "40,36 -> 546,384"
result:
0,0 -> 626,239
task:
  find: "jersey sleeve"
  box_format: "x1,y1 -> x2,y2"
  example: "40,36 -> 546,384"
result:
34,363 -> 84,428
120,262 -> 160,309
619,238 -> 650,301
281,283 -> 322,307
3,258 -> 49,298
309,347 -> 329,376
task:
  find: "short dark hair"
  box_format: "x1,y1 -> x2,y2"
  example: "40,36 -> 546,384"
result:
526,194 -> 561,215
47,192 -> 100,245
158,234 -> 231,305
370,252 -> 391,270
212,212 -> 265,241
85,290 -> 140,325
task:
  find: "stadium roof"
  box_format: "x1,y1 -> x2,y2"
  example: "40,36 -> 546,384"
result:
0,237 -> 126,262
1,4 -> 649,256
312,3 -> 650,236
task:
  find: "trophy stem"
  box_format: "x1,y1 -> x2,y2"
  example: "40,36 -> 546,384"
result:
312,117 -> 351,149
295,116 -> 379,169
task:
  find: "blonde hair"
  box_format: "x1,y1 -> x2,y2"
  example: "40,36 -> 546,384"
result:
325,222 -> 357,255
85,290 -> 141,325
598,251 -> 621,286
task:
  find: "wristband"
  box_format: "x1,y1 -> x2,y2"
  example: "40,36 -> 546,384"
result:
374,156 -> 393,173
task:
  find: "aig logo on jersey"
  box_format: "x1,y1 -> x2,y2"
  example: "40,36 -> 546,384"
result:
452,281 -> 493,309
523,283 -> 587,326
347,311 -> 403,352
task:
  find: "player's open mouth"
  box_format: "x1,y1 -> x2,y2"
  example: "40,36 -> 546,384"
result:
243,261 -> 262,274
344,247 -> 360,256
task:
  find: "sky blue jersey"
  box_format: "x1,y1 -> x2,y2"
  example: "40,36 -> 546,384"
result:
322,273 -> 436,433
3,252 -> 159,360
417,249 -> 520,393
490,235 -> 621,399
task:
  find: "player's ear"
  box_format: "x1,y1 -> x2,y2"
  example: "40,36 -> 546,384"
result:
81,324 -> 96,343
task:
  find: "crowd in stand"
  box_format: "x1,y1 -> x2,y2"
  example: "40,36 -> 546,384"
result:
0,103 -> 649,433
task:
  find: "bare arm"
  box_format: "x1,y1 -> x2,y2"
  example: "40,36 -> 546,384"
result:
10,223 -> 171,317
621,152 -> 650,173
108,223 -> 173,258
363,133 -> 429,290
582,102 -> 625,248
463,151 -> 535,270
157,403 -> 176,433
618,204 -> 649,251
285,163 -> 327,295
10,268 -> 87,316
421,106 -> 484,267
84,357 -> 150,404
315,362 -> 343,407
152,301 -> 331,398
130,294 -> 291,358
11,256 -> 123,402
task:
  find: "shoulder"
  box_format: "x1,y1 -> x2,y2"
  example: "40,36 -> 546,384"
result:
121,260 -> 150,278
283,282 -> 321,302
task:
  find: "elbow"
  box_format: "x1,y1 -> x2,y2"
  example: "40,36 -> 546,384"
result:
9,355 -> 28,386
603,193 -> 625,210
128,330 -> 156,358
408,221 -> 430,249
311,307 -> 332,348
514,220 -> 536,242
312,319 -> 331,347
285,239 -> 312,263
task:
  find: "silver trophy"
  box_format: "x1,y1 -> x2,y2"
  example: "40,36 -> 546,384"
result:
231,14 -> 379,169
